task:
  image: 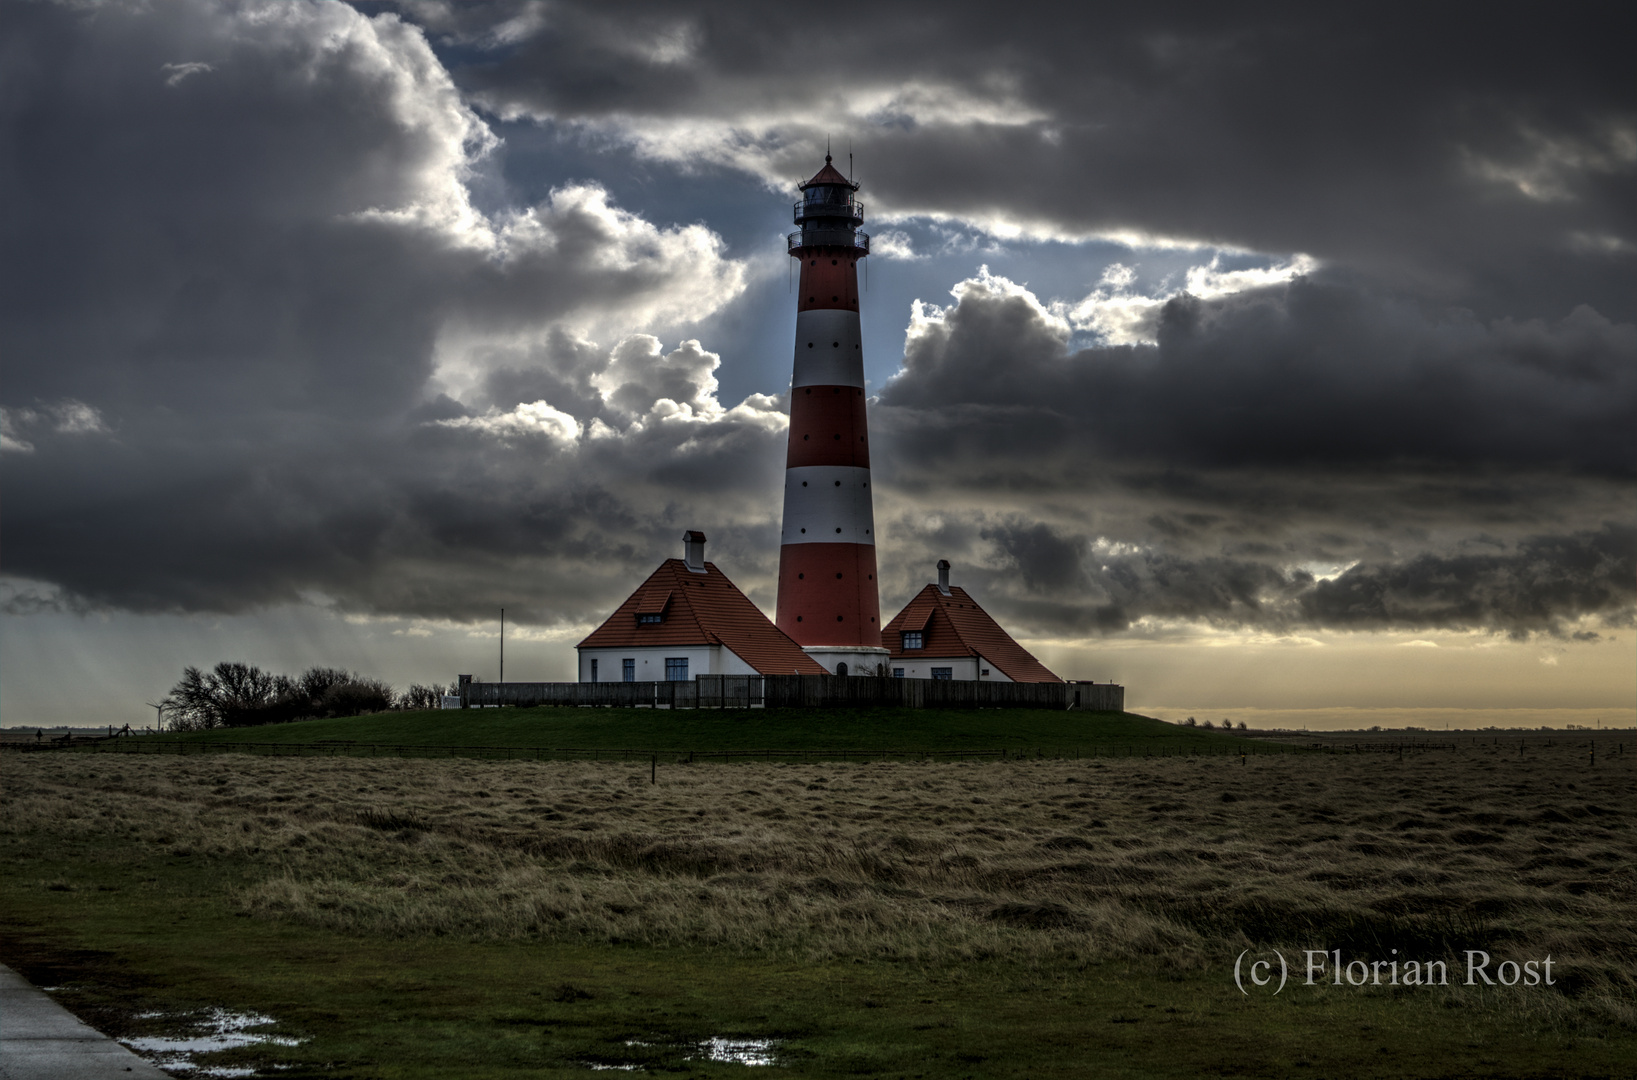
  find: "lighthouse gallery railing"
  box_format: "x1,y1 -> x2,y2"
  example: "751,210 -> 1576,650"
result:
794,199 -> 864,225
789,230 -> 869,253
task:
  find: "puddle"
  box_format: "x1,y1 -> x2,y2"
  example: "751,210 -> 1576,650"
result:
697,1037 -> 779,1066
119,1008 -> 304,1077
585,1036 -> 781,1070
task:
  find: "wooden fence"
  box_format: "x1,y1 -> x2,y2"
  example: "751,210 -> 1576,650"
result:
458,675 -> 1123,712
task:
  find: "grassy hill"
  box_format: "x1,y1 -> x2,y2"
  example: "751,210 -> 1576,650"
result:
134,706 -> 1286,758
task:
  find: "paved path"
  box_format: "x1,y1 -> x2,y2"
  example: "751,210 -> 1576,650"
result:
0,964 -> 168,1079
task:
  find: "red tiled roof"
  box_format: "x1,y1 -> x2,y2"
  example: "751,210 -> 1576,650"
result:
578,559 -> 828,675
633,587 -> 672,616
882,585 -> 1062,683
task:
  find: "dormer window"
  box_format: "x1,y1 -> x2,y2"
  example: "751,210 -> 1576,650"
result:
635,587 -> 672,624
902,631 -> 923,650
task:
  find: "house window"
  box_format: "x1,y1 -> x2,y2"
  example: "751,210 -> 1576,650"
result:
590,659 -> 598,683
931,667 -> 953,681
892,668 -> 905,678
981,669 -> 990,677
638,613 -> 662,624
902,631 -> 923,650
623,659 -> 635,682
665,657 -> 689,682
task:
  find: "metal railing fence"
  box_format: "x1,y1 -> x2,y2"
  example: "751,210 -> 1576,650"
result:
789,229 -> 869,254
458,675 -> 1122,712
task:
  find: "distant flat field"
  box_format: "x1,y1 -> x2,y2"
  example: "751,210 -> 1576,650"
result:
94,707 -> 1283,757
3,741 -> 1633,1077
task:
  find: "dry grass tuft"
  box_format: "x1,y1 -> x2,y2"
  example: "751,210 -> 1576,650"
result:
5,744 -> 1634,1025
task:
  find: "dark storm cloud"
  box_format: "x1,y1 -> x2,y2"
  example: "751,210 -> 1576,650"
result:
1302,523 -> 1635,637
1,0 -> 760,625
876,273 -> 1637,476
428,0 -> 1637,321
955,517 -> 1636,639
861,268 -> 1633,638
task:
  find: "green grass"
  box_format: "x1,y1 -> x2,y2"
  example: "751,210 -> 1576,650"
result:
6,749 -> 1631,1078
5,831 -> 1628,1079
145,706 -> 1281,758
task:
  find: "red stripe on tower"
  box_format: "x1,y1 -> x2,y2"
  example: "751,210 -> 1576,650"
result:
775,155 -> 888,676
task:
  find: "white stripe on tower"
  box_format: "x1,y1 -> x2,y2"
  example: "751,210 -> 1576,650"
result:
791,309 -> 863,387
780,465 -> 874,544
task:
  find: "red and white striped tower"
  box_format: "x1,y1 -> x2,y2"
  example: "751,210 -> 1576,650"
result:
775,155 -> 889,676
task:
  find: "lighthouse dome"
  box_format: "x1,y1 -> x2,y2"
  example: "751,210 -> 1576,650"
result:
799,154 -> 859,194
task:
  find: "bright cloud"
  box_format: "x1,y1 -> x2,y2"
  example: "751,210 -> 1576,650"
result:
434,400 -> 583,445
1066,253 -> 1318,345
0,401 -> 111,452
160,61 -> 213,87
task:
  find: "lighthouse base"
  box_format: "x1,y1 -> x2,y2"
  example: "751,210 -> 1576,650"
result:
802,646 -> 892,678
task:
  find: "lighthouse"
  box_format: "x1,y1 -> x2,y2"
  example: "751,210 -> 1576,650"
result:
775,155 -> 890,677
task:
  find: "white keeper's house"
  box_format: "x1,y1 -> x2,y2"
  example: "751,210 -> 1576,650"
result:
576,532 -> 828,682
882,560 -> 1062,683
578,537 -> 1061,684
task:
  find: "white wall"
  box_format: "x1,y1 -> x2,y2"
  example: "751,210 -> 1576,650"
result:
577,644 -> 758,682
887,655 -> 1011,681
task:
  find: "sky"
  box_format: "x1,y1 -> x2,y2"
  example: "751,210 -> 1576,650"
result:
3,0 -> 1633,730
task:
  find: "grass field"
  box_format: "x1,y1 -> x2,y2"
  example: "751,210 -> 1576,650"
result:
3,735 -> 1634,1077
103,706 -> 1286,759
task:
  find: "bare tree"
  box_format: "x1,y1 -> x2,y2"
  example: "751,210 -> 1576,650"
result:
399,684 -> 445,710
162,662 -> 399,728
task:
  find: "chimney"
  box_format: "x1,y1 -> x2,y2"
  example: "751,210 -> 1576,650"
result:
683,530 -> 707,572
937,559 -> 951,594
